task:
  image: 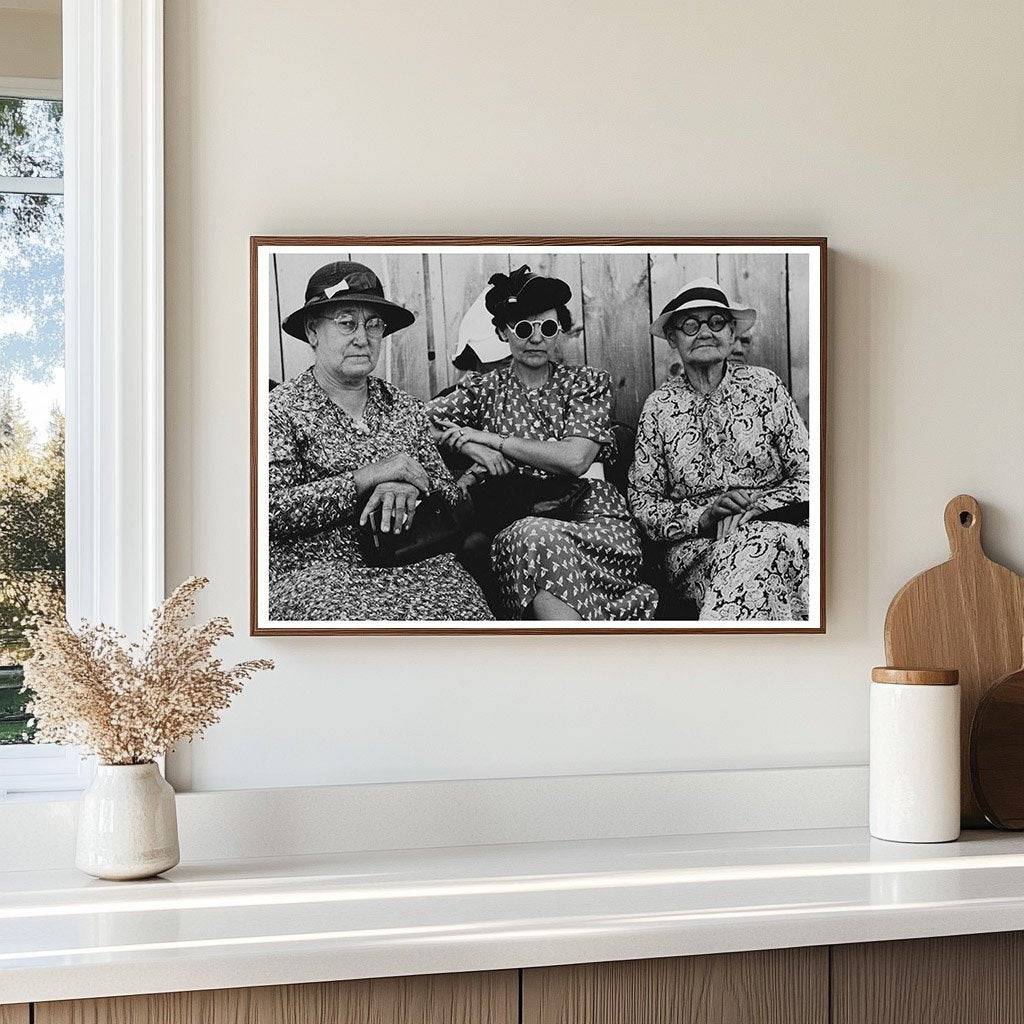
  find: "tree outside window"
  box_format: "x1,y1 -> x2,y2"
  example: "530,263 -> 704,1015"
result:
0,95 -> 65,744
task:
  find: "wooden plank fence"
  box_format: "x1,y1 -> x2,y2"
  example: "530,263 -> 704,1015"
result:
268,251 -> 811,426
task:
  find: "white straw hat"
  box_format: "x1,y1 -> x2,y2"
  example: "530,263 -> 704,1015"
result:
649,277 -> 756,340
452,287 -> 512,369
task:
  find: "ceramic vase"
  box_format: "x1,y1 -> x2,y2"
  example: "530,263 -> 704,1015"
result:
76,762 -> 180,880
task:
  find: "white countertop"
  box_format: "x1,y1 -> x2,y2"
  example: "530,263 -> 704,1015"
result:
4,826 -> 1024,1004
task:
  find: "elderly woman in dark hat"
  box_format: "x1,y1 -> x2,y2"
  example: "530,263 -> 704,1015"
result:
428,266 -> 657,621
628,277 -> 810,620
268,261 -> 492,622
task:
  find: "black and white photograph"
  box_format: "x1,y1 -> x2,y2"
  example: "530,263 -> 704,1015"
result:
250,238 -> 825,634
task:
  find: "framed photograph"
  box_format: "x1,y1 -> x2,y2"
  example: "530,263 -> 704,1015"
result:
250,237 -> 826,635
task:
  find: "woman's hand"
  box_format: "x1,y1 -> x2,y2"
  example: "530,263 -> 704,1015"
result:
716,509 -> 758,540
698,489 -> 760,536
359,481 -> 420,534
455,465 -> 486,494
352,454 -> 431,495
461,442 -> 514,476
435,418 -> 497,452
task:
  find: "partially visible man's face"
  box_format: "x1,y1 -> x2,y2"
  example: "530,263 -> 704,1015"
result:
728,333 -> 752,365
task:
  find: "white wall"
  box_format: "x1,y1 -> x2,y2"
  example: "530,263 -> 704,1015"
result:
164,0 -> 1024,791
0,5 -> 60,80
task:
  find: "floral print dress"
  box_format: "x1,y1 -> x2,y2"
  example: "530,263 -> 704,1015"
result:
429,364 -> 657,621
268,369 -> 492,622
628,364 -> 810,621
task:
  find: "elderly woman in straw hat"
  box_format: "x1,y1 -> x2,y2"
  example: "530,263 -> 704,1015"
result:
628,278 -> 811,620
268,261 -> 492,622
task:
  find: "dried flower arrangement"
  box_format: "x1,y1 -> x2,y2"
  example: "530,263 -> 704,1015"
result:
22,576 -> 273,765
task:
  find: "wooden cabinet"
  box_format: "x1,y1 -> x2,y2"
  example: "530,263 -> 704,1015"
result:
34,971 -> 517,1024
21,932 -> 1024,1024
832,932 -> 1024,1024
522,948 -> 828,1024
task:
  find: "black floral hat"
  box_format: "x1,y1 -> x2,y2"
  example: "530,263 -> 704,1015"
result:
484,265 -> 572,326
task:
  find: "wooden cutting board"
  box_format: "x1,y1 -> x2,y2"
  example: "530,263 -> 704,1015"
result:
884,494 -> 1024,826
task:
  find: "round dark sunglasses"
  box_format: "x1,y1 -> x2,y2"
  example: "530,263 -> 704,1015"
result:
674,312 -> 734,336
510,318 -> 560,340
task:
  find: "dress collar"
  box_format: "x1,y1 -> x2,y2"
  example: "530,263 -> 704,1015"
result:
300,367 -> 392,408
298,368 -> 393,430
675,360 -> 734,399
505,361 -> 558,392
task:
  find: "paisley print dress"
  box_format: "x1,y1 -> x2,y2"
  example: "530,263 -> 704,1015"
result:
628,364 -> 810,621
268,369 -> 492,622
428,364 -> 657,621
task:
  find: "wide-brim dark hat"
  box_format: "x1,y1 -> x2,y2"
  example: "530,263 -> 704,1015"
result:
485,265 -> 572,325
282,261 -> 415,341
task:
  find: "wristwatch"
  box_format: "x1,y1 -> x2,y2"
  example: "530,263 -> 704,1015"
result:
497,432 -> 510,454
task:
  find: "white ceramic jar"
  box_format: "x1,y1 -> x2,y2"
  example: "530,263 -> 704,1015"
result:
76,762 -> 180,880
869,667 -> 961,843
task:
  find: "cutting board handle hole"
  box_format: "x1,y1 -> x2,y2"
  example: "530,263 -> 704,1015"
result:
944,495 -> 983,557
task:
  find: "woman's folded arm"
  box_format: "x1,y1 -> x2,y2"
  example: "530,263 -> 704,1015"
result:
498,434 -> 599,477
269,472 -> 359,540
630,489 -> 709,542
268,407 -> 358,540
627,403 -> 707,541
749,379 -> 811,513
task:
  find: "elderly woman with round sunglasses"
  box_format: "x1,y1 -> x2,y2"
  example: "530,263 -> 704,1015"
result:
628,277 -> 811,621
268,261 -> 492,622
427,266 -> 656,621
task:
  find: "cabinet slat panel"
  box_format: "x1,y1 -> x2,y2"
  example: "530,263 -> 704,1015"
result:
832,932 -> 1024,1024
0,1006 -> 29,1024
35,970 -> 518,1024
522,948 -> 827,1024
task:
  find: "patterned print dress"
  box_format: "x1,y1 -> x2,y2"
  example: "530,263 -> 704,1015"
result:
628,364 -> 810,621
429,364 -> 657,621
268,369 -> 492,622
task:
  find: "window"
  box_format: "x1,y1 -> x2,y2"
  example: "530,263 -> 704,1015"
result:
0,80 -> 85,796
0,6 -> 166,797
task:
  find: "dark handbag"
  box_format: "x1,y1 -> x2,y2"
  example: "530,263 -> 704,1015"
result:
358,491 -> 472,568
469,473 -> 592,536
749,500 -> 809,526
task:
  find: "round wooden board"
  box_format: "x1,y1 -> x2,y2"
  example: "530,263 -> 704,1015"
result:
970,664 -> 1024,829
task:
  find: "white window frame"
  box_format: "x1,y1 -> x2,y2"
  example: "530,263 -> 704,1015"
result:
0,77 -> 64,192
0,77 -> 61,101
0,1 -> 165,799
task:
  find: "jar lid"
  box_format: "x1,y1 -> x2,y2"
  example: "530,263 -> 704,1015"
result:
871,666 -> 959,686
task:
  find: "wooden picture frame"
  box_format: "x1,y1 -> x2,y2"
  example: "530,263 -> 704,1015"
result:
251,237 -> 827,635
